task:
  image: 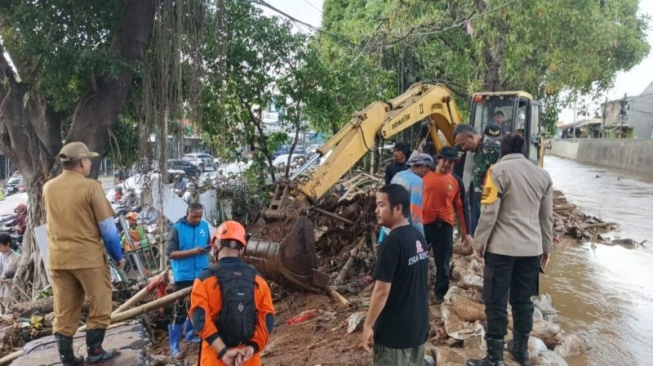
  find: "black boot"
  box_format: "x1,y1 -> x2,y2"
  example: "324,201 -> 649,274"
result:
55,333 -> 85,366
508,331 -> 531,366
86,328 -> 117,364
466,338 -> 505,366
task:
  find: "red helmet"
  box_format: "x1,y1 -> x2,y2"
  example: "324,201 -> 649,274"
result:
212,220 -> 247,248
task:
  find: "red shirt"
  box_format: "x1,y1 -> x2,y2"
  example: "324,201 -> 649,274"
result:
422,171 -> 468,236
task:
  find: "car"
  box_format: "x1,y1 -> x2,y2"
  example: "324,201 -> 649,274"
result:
4,175 -> 25,196
182,153 -> 213,172
167,159 -> 201,177
223,161 -> 253,176
271,145 -> 306,160
272,154 -> 306,168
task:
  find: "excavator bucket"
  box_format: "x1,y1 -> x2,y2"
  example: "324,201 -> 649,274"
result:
244,216 -> 329,292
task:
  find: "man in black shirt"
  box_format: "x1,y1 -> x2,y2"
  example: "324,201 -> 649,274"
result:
360,184 -> 430,366
384,142 -> 410,185
417,119 -> 438,157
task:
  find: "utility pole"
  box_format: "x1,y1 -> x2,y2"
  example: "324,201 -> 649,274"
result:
601,92 -> 607,138
572,98 -> 577,139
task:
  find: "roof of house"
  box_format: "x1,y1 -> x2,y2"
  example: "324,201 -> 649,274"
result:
641,82 -> 653,96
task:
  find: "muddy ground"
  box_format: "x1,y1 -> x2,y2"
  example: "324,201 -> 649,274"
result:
1,188 -> 611,365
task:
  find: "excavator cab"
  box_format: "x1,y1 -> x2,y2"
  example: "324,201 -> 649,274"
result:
469,91 -> 544,167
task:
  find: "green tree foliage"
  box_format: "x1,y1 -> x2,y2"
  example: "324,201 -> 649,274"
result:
321,0 -> 649,129
201,0 -> 300,181
0,0 -> 205,298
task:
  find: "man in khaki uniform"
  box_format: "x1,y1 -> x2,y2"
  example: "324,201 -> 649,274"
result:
44,142 -> 125,366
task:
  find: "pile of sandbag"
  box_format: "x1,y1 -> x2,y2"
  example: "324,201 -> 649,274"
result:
437,252 -> 591,366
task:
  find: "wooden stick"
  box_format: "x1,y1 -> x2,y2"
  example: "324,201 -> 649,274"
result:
583,222 -> 617,230
111,287 -> 191,323
332,238 -> 366,287
112,285 -> 152,316
0,350 -> 21,366
311,207 -> 355,225
0,287 -> 191,365
327,288 -> 349,306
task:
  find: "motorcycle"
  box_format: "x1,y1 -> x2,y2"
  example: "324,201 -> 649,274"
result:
0,223 -> 23,251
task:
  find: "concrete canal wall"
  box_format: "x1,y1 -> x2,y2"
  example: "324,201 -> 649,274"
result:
549,139 -> 653,176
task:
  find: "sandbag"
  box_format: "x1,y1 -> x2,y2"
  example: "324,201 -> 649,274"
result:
435,346 -> 483,366
538,349 -> 569,366
441,303 -> 484,340
532,307 -> 544,321
452,242 -> 473,256
554,332 -> 591,358
531,319 -> 563,348
450,293 -> 486,322
533,293 -> 558,322
528,336 -> 548,356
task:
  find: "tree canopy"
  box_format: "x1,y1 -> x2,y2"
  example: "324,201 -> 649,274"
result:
321,0 -> 650,129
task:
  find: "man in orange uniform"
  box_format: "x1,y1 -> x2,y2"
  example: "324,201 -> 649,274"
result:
189,220 -> 275,366
423,146 -> 472,303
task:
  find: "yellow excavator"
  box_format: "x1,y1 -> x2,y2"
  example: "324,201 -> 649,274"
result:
243,83 -> 544,292
469,90 -> 544,167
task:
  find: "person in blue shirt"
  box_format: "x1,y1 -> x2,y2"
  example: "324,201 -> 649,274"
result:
378,153 -> 434,243
165,202 -> 211,358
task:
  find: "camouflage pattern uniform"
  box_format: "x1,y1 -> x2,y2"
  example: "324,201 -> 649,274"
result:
470,137 -> 500,233
472,137 -> 500,194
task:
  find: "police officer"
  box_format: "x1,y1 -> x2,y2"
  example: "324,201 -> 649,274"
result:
189,220 -> 275,366
466,134 -> 553,366
453,124 -> 500,233
44,142 -> 124,365
165,202 -> 211,357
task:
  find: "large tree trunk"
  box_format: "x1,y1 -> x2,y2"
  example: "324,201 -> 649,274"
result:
475,0 -> 507,91
0,0 -> 156,300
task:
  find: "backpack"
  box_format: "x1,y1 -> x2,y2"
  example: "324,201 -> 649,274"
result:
213,264 -> 257,347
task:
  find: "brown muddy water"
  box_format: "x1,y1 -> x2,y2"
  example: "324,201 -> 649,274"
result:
542,156 -> 653,366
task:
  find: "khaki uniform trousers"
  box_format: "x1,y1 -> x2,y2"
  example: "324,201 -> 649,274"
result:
50,264 -> 112,336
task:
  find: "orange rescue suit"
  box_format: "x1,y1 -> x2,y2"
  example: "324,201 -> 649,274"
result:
189,259 -> 275,366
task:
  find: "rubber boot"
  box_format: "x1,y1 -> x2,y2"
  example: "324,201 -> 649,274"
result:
168,323 -> 183,358
466,338 -> 505,366
55,333 -> 84,366
508,332 -> 531,366
183,317 -> 201,344
86,328 -> 117,364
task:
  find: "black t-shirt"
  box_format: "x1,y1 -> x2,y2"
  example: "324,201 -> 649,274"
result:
372,225 -> 430,349
384,162 -> 408,185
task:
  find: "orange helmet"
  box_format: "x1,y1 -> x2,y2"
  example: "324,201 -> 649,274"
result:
212,220 -> 247,248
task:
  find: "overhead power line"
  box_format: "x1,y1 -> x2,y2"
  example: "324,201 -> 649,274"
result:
252,0 -> 357,48
301,0 -> 323,14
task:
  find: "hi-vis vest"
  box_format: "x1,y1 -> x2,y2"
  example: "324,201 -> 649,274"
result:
481,167 -> 500,205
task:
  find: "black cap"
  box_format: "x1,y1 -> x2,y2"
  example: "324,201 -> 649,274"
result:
435,146 -> 460,160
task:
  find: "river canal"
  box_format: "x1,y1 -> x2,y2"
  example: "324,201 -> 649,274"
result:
542,156 -> 653,366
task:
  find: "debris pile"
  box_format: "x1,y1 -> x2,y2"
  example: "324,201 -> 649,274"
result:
259,177 -> 596,365
0,174 -> 627,365
552,190 -> 616,241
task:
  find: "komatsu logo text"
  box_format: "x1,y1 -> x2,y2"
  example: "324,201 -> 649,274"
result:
391,113 -> 411,129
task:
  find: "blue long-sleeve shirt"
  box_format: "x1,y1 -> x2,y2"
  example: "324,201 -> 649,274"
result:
99,217 -> 123,262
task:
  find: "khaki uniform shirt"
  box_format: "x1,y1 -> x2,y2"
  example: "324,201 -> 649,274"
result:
473,154 -> 554,257
44,170 -> 114,269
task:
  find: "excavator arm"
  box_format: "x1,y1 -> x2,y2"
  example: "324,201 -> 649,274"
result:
297,82 -> 463,202
245,83 -> 464,292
